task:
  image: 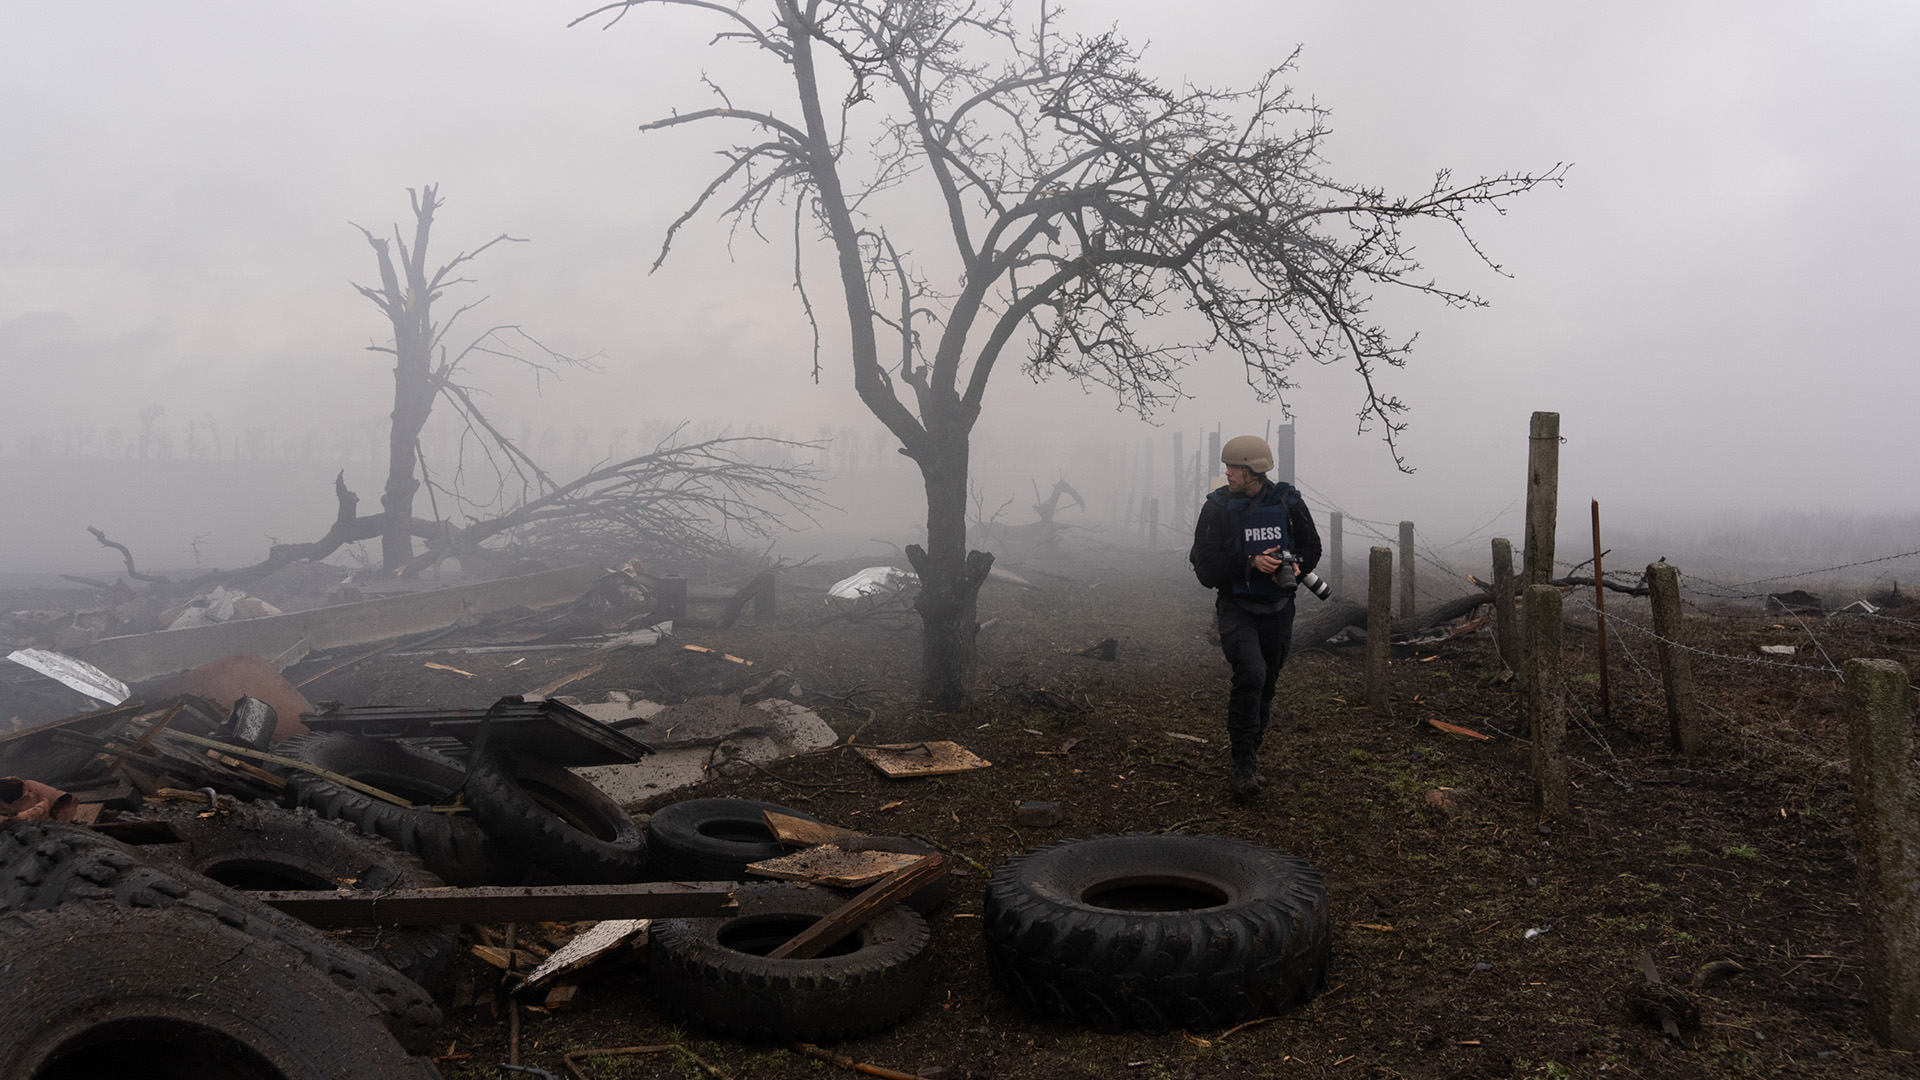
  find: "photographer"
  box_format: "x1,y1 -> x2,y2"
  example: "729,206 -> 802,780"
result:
1189,435 -> 1322,796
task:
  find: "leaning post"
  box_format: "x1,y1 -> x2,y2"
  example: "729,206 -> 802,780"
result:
1645,562 -> 1703,755
1845,658 -> 1920,1049
1367,547 -> 1392,716
1526,584 -> 1569,820
1492,538 -> 1517,674
1398,520 -> 1416,619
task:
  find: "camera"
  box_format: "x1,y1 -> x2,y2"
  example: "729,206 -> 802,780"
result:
1275,550 -> 1334,601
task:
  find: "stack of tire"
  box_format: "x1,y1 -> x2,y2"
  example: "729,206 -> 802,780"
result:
0,819 -> 444,1079
643,798 -> 941,1042
269,733 -> 647,886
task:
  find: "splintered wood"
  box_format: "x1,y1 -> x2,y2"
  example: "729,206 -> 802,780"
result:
762,810 -> 863,847
746,845 -> 924,888
853,741 -> 991,778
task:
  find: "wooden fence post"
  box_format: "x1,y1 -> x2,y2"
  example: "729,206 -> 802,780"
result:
1367,547 -> 1392,715
1646,562 -> 1702,755
1172,432 -> 1185,524
1846,658 -> 1920,1049
1398,520 -> 1416,619
1524,411 -> 1560,586
1591,499 -> 1610,719
659,575 -> 688,623
1329,512 -> 1344,598
1492,538 -> 1517,673
1527,584 -> 1568,820
1148,498 -> 1160,549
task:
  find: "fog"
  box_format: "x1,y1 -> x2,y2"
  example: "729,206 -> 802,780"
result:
3,1 -> 1916,584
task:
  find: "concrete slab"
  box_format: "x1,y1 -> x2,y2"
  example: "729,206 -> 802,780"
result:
573,694 -> 839,805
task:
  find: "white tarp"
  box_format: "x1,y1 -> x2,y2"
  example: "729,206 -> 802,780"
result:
827,566 -> 919,599
6,648 -> 131,705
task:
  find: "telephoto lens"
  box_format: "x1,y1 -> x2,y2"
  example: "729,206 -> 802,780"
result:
1298,569 -> 1333,601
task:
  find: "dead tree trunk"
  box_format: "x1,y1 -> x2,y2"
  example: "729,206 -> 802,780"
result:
906,434 -> 993,710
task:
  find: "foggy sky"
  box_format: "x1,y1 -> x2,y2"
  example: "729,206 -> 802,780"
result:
3,1 -> 1917,573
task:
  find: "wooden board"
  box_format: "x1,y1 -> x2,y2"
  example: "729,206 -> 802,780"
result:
247,882 -> 734,927
853,741 -> 991,778
766,855 -> 943,960
763,810 -> 863,847
746,845 -> 923,888
524,919 -> 650,987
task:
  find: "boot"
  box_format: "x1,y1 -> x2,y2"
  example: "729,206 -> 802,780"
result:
1230,751 -> 1264,796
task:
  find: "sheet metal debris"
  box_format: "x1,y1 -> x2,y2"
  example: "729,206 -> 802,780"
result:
5,648 -> 130,705
827,567 -> 918,599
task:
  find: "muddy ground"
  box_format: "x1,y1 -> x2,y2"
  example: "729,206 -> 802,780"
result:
274,542 -> 1919,1078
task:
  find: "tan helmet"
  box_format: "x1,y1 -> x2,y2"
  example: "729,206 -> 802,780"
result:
1220,434 -> 1274,474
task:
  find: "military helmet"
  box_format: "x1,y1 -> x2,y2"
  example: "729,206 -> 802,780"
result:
1220,434 -> 1274,474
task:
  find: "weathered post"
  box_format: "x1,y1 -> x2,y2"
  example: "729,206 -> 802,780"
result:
1527,584 -> 1568,820
659,575 -> 688,623
1492,538 -> 1517,673
1591,499 -> 1610,719
1522,411 -> 1561,699
1329,512 -> 1345,598
1367,547 -> 1392,715
1148,498 -> 1160,549
754,571 -> 777,619
1524,412 -> 1560,586
1646,562 -> 1703,755
1398,520 -> 1416,619
1125,493 -> 1136,535
1172,432 -> 1185,523
1845,658 -> 1920,1049
1143,437 -> 1154,520
1273,422 -> 1296,486
1207,430 -> 1221,477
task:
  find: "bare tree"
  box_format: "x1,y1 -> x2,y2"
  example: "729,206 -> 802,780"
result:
86,186 -> 821,594
577,0 -> 1564,707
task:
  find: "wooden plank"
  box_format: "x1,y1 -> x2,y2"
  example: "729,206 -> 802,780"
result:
853,741 -> 991,778
766,855 -> 943,961
746,845 -> 922,888
247,882 -> 736,927
763,810 -> 863,847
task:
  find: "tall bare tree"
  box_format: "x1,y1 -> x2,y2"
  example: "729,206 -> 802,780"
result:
578,0 -> 1564,707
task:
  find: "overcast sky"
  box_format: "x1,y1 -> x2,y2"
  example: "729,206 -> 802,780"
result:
3,1 -> 1917,569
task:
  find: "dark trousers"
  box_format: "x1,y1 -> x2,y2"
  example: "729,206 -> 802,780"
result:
1218,598 -> 1295,755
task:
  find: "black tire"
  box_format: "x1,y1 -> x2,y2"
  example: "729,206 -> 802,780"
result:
123,801 -> 459,993
982,834 -> 1330,1031
646,797 -> 818,881
0,905 -> 441,1080
463,752 -> 647,884
648,882 -> 932,1042
272,732 -> 524,886
0,820 -> 443,1056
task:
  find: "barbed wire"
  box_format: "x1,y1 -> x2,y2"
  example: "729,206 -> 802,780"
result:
1564,594 -> 1843,677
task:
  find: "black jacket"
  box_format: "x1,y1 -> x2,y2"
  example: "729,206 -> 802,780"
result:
1189,479 -> 1321,597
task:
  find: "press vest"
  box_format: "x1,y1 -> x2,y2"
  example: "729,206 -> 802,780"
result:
1208,482 -> 1297,600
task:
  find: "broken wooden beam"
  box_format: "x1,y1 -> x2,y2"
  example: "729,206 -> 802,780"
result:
766,855 -> 943,960
247,882 -> 737,926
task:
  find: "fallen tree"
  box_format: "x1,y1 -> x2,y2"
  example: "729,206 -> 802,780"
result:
1294,572 -> 1650,654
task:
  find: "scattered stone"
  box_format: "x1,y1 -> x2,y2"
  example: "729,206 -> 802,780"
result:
1016,800 -> 1062,827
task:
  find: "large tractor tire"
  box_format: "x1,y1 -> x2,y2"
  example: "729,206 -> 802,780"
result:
982,834 -> 1330,1031
648,882 -> 931,1042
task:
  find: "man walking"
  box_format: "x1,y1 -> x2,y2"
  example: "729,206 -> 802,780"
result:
1189,435 -> 1322,795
